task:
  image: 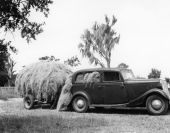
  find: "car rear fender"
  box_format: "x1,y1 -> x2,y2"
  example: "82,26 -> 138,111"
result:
72,91 -> 91,105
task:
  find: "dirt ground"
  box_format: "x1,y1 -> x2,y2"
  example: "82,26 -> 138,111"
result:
1,98 -> 170,133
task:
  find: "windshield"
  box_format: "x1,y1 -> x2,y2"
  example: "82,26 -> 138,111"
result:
121,69 -> 135,80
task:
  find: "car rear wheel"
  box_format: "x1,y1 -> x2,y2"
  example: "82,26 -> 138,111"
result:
72,96 -> 88,113
146,95 -> 168,115
24,94 -> 34,109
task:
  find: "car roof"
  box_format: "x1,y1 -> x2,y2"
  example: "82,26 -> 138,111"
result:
74,68 -> 130,74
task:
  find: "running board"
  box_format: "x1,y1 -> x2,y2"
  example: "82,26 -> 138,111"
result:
90,103 -> 129,108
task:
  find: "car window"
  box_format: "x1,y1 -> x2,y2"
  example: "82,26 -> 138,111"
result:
75,73 -> 84,83
75,71 -> 100,83
121,69 -> 135,80
84,72 -> 100,83
103,71 -> 120,81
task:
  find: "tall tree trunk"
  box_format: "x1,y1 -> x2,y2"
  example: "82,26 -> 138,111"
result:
107,60 -> 110,68
106,52 -> 111,68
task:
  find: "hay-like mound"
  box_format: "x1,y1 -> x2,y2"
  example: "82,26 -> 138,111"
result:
56,71 -> 100,111
56,75 -> 73,111
15,61 -> 72,110
84,72 -> 100,83
16,62 -> 101,111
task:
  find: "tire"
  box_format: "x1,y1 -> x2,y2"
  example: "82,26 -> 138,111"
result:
72,96 -> 88,113
23,94 -> 34,109
146,95 -> 168,115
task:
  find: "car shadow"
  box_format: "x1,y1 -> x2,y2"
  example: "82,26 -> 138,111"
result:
87,107 -> 148,115
33,104 -> 52,109
32,104 -> 148,115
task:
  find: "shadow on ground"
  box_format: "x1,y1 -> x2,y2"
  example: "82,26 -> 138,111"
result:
63,107 -> 148,115
87,107 -> 148,115
32,103 -> 148,115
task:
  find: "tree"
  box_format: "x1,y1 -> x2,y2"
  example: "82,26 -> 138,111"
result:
64,56 -> 80,67
39,56 -> 60,62
117,63 -> 129,69
148,68 -> 161,79
5,56 -> 16,86
39,55 -> 81,67
78,15 -> 120,68
0,0 -> 53,42
0,39 -> 17,86
0,0 -> 53,85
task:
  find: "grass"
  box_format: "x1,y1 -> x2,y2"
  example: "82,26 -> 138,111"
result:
1,98 -> 170,133
0,114 -> 107,133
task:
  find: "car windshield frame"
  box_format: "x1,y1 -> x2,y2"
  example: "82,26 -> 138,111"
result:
120,69 -> 135,80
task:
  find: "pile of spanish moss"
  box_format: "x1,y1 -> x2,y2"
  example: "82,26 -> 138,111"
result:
84,72 -> 100,83
56,75 -> 73,111
15,61 -> 72,111
15,61 -> 101,111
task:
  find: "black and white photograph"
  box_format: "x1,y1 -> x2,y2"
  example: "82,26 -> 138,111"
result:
1,0 -> 170,132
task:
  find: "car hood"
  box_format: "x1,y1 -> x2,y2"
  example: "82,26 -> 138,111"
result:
125,78 -> 170,99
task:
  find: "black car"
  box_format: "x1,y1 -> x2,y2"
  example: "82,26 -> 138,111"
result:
70,68 -> 170,115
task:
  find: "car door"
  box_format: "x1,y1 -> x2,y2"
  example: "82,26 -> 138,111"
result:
90,82 -> 105,104
72,71 -> 104,104
102,71 -> 128,104
84,71 -> 104,104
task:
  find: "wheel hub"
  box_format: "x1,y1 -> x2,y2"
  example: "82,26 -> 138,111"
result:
151,99 -> 162,110
77,99 -> 85,108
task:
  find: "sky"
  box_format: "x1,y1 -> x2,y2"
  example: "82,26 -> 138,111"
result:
7,0 -> 170,78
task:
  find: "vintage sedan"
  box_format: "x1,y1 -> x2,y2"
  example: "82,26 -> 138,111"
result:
70,68 -> 170,115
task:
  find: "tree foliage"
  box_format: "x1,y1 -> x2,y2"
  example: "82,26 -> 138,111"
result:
0,0 -> 53,86
64,56 -> 80,67
148,68 -> 161,79
78,15 -> 120,68
0,39 -> 17,86
117,63 -> 129,69
39,56 -> 60,62
0,0 -> 53,42
5,56 -> 16,86
39,55 -> 81,67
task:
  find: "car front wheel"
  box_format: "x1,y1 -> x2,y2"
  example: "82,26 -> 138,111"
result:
72,96 -> 88,113
23,94 -> 34,109
146,95 -> 168,115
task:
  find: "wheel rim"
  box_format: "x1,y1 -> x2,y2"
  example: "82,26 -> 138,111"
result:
73,97 -> 86,112
76,99 -> 85,108
151,99 -> 163,110
25,97 -> 31,108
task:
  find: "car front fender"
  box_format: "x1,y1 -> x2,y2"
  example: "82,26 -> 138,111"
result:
144,88 -> 170,100
128,88 -> 170,107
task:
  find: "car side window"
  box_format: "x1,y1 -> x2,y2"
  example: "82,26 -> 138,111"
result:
103,71 -> 120,82
75,73 -> 84,83
75,71 -> 101,83
84,72 -> 100,83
